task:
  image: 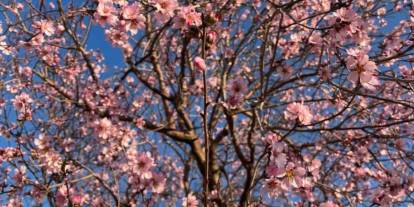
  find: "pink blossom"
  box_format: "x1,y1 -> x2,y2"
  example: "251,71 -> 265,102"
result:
278,162 -> 307,189
262,133 -> 280,145
122,3 -> 140,20
266,162 -> 309,193
12,93 -> 33,111
174,6 -> 202,29
309,32 -> 323,46
71,193 -> 83,205
41,150 -> 63,174
226,76 -> 248,107
278,65 -> 293,79
310,0 -> 330,11
13,166 -> 26,185
95,118 -> 112,139
193,56 -> 206,72
19,66 -> 32,78
346,49 -> 380,90
30,186 -> 44,203
272,153 -> 287,169
335,7 -> 359,23
94,2 -> 118,25
151,0 -> 178,17
227,95 -> 244,108
0,31 -> 11,55
266,164 -> 280,177
34,20 -> 55,36
308,159 -> 321,172
264,178 -> 282,197
135,117 -> 145,129
136,152 -> 155,179
227,76 -> 248,95
183,193 -> 198,207
151,172 -> 166,194
320,201 -> 340,207
377,7 -> 387,16
207,31 -> 217,45
122,3 -> 145,34
34,134 -> 50,151
12,93 -> 33,120
30,34 -> 45,46
271,142 -> 286,154
105,26 -> 129,47
55,186 -> 70,206
284,102 -> 313,125
399,65 -> 414,78
6,198 -> 22,207
126,17 -> 146,35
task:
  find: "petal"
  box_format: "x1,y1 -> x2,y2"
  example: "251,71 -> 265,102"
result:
266,165 -> 278,177
347,71 -> 359,83
346,57 -> 357,69
292,177 -> 302,188
286,162 -> 295,170
364,61 -> 377,72
360,71 -> 373,83
359,54 -> 369,65
275,154 -> 287,168
295,167 -> 306,176
361,82 -> 375,91
369,76 -> 380,86
272,143 -> 285,154
275,170 -> 286,178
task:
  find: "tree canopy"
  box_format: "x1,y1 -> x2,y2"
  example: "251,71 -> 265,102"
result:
1,0 -> 414,206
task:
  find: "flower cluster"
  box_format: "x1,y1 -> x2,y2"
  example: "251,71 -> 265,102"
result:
93,0 -> 146,55
12,93 -> 33,120
263,133 -> 321,200
284,102 -> 313,125
226,76 -> 248,108
0,23 -> 11,55
124,149 -> 167,198
173,5 -> 202,30
346,48 -> 380,90
150,0 -> 179,22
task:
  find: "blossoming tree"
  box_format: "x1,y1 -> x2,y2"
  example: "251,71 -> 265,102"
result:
1,0 -> 414,206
